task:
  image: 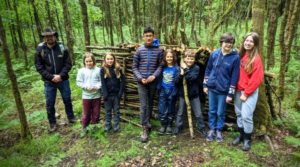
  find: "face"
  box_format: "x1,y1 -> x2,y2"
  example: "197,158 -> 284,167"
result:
85,57 -> 95,69
105,54 -> 114,67
243,36 -> 255,51
143,32 -> 154,46
44,35 -> 56,45
221,42 -> 233,53
185,56 -> 195,67
165,52 -> 174,66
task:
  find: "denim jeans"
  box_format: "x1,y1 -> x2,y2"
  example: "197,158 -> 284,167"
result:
158,88 -> 176,126
175,96 -> 205,130
44,80 -> 74,124
234,89 -> 259,133
104,95 -> 120,129
208,90 -> 227,130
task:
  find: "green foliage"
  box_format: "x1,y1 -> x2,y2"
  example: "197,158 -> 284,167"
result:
203,142 -> 256,167
95,155 -> 115,167
283,109 -> 300,137
285,136 -> 300,147
0,134 -> 61,167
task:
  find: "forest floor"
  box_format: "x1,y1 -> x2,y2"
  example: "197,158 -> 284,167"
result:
0,107 -> 299,167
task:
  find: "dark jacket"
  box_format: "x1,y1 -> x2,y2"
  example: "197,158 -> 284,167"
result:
101,67 -> 125,100
132,44 -> 163,82
157,65 -> 180,97
35,42 -> 72,82
178,64 -> 201,99
203,48 -> 240,97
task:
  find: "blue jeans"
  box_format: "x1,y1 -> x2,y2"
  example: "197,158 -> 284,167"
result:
158,88 -> 176,126
44,80 -> 74,124
137,82 -> 156,126
208,90 -> 227,130
234,89 -> 259,133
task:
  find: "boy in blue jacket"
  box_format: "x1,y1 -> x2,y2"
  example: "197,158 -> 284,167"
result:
203,32 -> 240,142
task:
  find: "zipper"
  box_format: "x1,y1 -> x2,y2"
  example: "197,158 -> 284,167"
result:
147,48 -> 150,77
51,49 -> 57,74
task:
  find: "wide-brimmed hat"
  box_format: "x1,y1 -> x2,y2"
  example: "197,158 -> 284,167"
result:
41,28 -> 58,37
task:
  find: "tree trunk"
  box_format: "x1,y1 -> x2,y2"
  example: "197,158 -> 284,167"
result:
117,0 -> 124,43
278,0 -> 300,99
0,14 -> 32,140
132,0 -> 139,42
158,0 -> 163,38
30,0 -> 43,42
28,3 -> 37,47
60,0 -> 75,63
5,0 -> 19,58
252,0 -> 272,133
91,18 -> 98,44
53,0 -> 65,43
79,0 -> 91,50
45,0 -> 56,30
171,0 -> 181,45
13,0 -> 28,68
266,0 -> 278,70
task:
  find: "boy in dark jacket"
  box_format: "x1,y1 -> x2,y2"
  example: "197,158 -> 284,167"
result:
174,50 -> 206,137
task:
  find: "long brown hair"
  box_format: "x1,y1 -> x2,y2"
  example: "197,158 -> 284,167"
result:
239,32 -> 260,73
102,53 -> 122,78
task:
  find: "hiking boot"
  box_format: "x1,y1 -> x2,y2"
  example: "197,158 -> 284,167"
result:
68,117 -> 77,124
196,128 -> 207,138
140,126 -> 149,143
49,124 -> 58,133
206,129 -> 215,142
165,126 -> 173,135
216,130 -> 223,143
113,126 -> 120,132
158,126 -> 166,135
242,133 -> 252,151
232,127 -> 244,146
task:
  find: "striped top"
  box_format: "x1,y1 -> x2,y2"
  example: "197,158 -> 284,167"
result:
132,45 -> 163,81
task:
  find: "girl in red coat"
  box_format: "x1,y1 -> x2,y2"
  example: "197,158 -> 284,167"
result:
232,32 -> 264,151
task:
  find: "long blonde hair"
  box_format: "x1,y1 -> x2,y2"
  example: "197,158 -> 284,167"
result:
239,32 -> 260,73
102,53 -> 122,78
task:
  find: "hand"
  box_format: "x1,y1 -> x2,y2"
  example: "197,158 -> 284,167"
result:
141,78 -> 148,85
226,96 -> 232,104
240,94 -> 248,102
181,62 -> 187,69
180,68 -> 184,75
203,88 -> 208,94
146,75 -> 156,83
51,75 -> 62,83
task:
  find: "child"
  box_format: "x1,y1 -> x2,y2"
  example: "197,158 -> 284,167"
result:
232,32 -> 263,151
203,32 -> 240,142
157,49 -> 180,135
76,52 -> 101,135
101,53 -> 125,132
174,50 -> 206,137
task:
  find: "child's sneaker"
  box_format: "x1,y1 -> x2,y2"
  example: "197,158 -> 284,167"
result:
49,124 -> 58,133
165,126 -> 173,135
197,128 -> 207,138
158,126 -> 166,135
216,130 -> 223,143
104,126 -> 111,132
206,129 -> 215,142
80,127 -> 88,138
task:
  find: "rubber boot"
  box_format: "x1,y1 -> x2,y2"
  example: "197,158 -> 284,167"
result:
140,126 -> 149,143
232,127 -> 244,146
242,133 -> 252,151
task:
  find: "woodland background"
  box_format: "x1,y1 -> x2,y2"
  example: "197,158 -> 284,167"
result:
0,0 -> 300,166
